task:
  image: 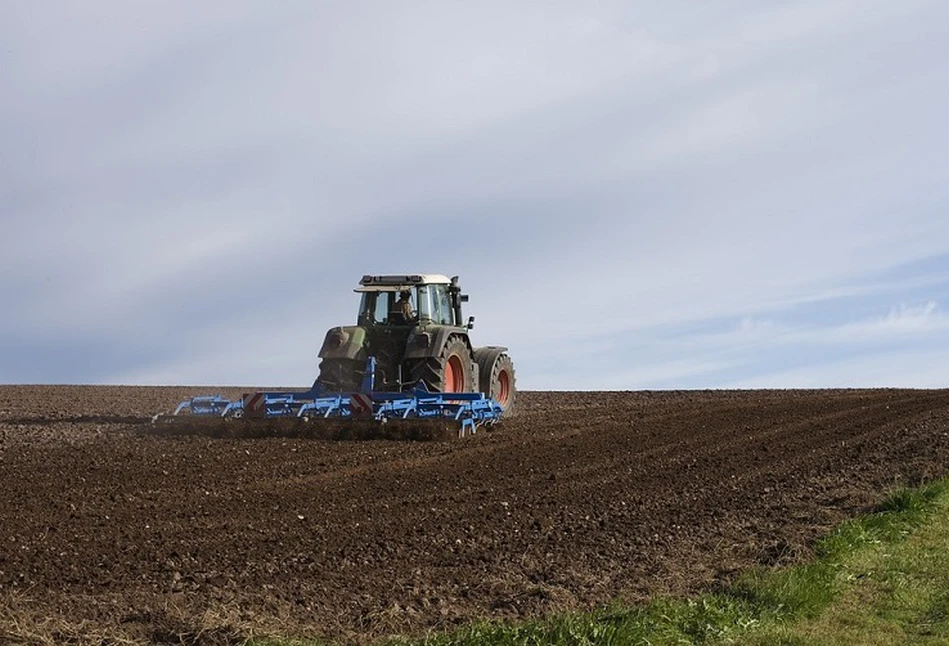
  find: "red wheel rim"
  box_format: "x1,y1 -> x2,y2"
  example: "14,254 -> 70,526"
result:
497,369 -> 511,407
445,355 -> 464,392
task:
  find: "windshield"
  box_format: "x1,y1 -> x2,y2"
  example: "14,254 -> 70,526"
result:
357,287 -> 432,326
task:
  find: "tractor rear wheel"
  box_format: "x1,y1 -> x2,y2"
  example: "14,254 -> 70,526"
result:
410,336 -> 474,393
476,351 -> 517,416
316,358 -> 363,393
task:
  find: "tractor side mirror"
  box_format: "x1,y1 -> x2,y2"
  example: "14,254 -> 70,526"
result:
467,316 -> 475,330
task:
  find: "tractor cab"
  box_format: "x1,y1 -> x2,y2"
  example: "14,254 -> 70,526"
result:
355,274 -> 472,329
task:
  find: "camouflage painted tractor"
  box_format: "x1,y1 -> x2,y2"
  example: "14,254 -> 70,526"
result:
317,274 -> 516,416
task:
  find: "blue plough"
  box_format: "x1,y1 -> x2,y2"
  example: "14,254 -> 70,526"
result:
166,357 -> 503,437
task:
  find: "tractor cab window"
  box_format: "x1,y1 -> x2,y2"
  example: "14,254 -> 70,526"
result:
357,286 -> 453,326
358,292 -> 392,325
359,289 -> 424,325
430,284 -> 454,326
416,286 -> 432,323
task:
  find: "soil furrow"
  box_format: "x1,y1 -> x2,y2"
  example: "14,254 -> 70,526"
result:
1,386 -> 948,644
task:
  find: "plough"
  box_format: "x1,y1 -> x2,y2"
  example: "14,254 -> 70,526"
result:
159,357 -> 504,437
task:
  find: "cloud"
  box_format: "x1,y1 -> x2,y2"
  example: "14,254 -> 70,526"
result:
832,301 -> 948,339
725,301 -> 949,349
1,1 -> 948,388
577,297 -> 949,390
725,347 -> 949,389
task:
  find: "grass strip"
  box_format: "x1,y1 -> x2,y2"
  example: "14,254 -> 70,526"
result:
382,476 -> 949,646
258,476 -> 949,645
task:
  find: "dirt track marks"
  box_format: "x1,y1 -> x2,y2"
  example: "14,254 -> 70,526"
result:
1,387 -> 949,644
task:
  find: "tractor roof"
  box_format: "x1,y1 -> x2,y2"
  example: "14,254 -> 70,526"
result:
356,274 -> 453,292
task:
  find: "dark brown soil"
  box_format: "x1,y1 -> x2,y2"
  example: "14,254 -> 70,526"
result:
2,386 -> 949,644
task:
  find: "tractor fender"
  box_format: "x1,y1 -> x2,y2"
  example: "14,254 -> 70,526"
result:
403,326 -> 472,361
317,326 -> 368,361
472,345 -> 509,385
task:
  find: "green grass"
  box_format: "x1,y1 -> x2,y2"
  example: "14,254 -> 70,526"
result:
743,481 -> 949,646
258,476 -> 949,646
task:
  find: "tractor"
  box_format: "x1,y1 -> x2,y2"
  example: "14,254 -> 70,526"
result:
158,274 -> 516,436
316,274 -> 516,415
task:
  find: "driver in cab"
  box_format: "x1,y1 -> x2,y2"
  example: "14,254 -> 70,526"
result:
393,290 -> 415,324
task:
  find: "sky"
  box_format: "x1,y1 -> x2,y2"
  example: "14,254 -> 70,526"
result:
1,1 -> 948,389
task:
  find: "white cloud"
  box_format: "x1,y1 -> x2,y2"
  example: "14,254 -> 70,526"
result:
2,1 -> 949,388
726,348 -> 949,389
713,302 -> 949,352
832,301 -> 948,339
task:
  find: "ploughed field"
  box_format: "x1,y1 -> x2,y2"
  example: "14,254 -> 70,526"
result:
2,386 -> 949,644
